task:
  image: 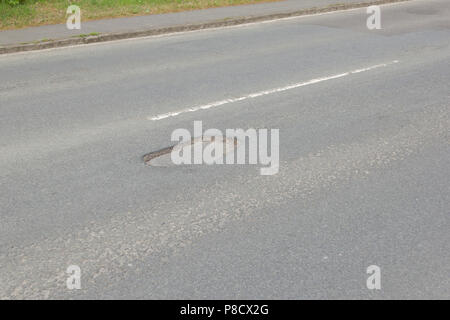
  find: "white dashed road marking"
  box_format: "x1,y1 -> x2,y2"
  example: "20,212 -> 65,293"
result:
148,60 -> 399,121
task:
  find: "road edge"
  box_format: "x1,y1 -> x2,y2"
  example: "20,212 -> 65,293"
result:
0,0 -> 409,55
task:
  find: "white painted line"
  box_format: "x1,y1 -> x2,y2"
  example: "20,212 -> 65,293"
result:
148,60 -> 399,121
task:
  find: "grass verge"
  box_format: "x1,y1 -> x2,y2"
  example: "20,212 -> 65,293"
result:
0,0 -> 280,30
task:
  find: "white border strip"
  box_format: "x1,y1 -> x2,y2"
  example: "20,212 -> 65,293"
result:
148,60 -> 399,121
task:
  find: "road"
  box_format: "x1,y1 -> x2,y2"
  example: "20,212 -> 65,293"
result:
0,0 -> 449,299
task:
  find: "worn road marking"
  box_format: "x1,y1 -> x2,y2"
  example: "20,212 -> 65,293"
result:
148,60 -> 399,121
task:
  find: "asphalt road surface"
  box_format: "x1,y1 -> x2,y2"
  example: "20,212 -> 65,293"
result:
0,0 -> 449,299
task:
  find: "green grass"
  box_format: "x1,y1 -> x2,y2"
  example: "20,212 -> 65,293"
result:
0,0 -> 280,30
76,32 -> 100,37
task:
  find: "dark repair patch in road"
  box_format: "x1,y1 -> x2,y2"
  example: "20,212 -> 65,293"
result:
143,136 -> 238,167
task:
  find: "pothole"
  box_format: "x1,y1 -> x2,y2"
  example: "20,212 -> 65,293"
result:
143,136 -> 238,167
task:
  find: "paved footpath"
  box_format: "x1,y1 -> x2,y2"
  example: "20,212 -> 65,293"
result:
1,0 -> 404,49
